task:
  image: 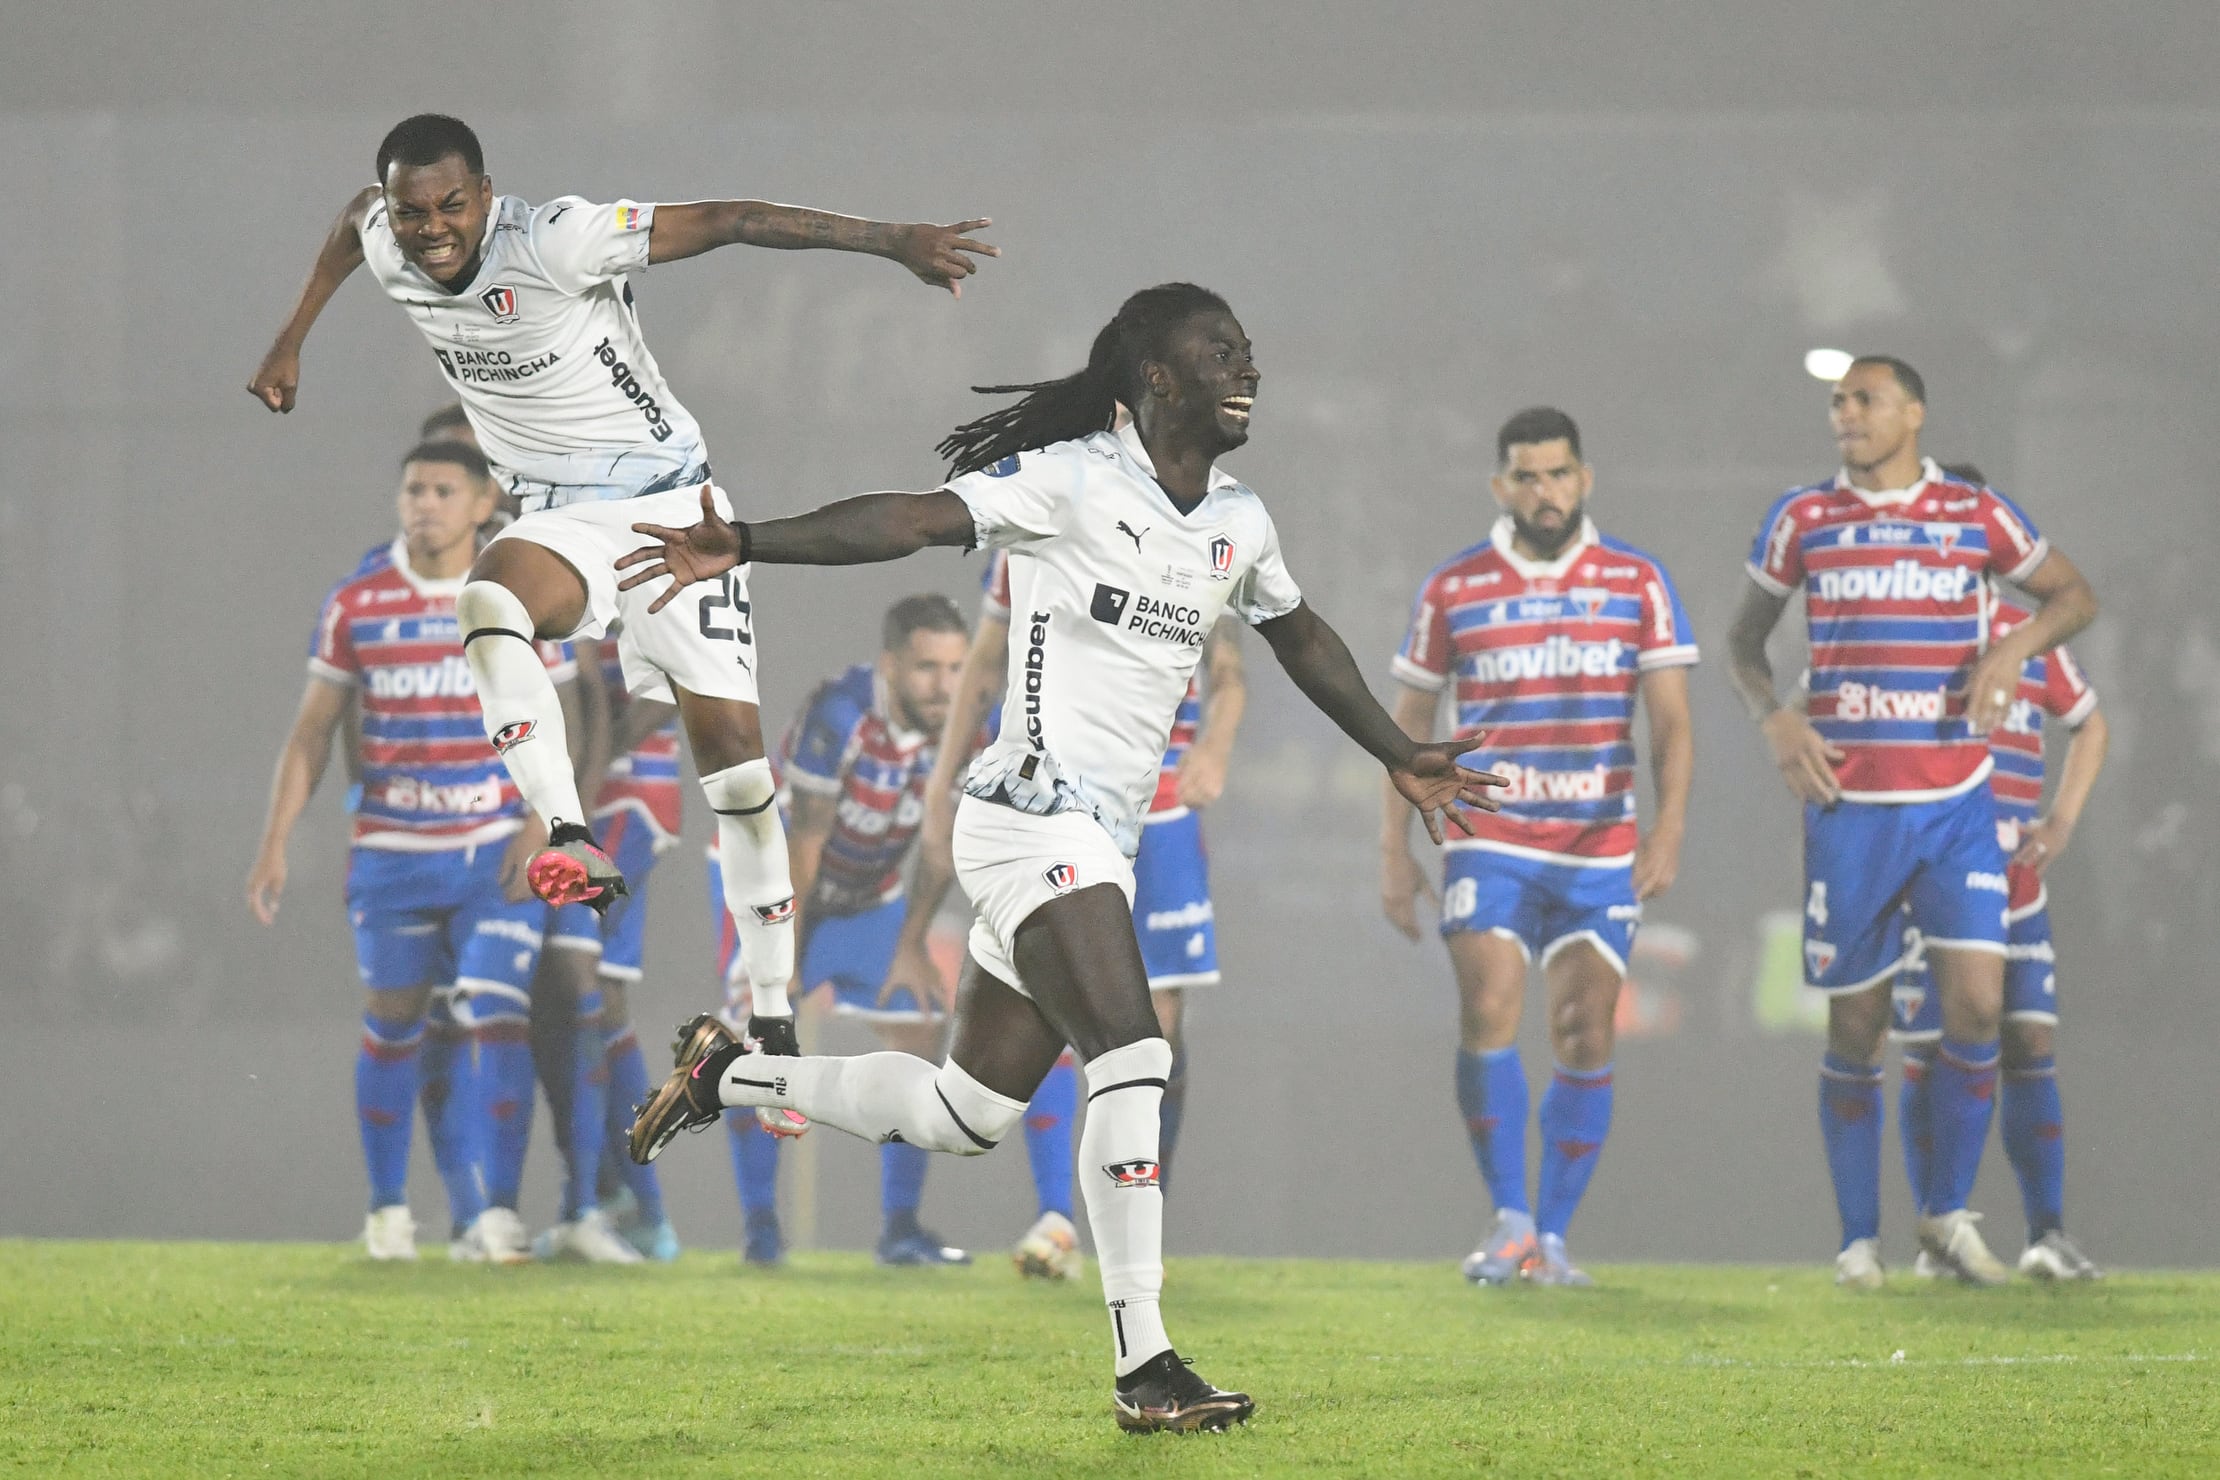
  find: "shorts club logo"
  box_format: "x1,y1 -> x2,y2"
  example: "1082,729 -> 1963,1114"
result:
490,719 -> 536,753
1805,939 -> 1838,978
1102,1159 -> 1161,1189
752,898 -> 796,925
1043,862 -> 1080,894
478,284 -> 520,323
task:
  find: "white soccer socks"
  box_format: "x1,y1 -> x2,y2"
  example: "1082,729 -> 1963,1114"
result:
456,581 -> 588,828
701,758 -> 797,1017
715,1052 -> 1025,1155
1080,1038 -> 1176,1376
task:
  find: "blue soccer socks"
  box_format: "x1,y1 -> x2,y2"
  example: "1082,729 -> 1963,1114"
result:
1926,1037 -> 2002,1216
1537,1062 -> 1614,1239
1025,1055 -> 1078,1219
357,1011 -> 424,1210
2002,1055 -> 2065,1240
1456,1047 -> 1532,1217
1897,1049 -> 1935,1218
1819,1053 -> 1884,1247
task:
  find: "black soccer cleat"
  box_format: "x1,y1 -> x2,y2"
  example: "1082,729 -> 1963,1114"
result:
627,1015 -> 734,1165
746,1014 -> 802,1058
1113,1352 -> 1254,1435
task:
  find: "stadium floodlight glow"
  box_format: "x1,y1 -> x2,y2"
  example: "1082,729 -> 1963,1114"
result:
1804,348 -> 1855,383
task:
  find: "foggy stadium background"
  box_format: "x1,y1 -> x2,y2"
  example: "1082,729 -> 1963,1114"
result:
2,2 -> 2216,1269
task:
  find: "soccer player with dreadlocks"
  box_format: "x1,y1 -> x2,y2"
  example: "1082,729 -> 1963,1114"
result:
621,282 -> 1507,1433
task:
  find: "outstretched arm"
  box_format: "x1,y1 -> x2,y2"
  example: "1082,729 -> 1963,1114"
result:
1727,579 -> 1843,804
246,676 -> 351,922
647,203 -> 997,294
1256,602 -> 1505,844
248,186 -> 379,412
617,486 -> 975,611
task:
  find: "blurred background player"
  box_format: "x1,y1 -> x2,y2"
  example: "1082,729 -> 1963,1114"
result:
1726,360 -> 2097,1288
246,441 -> 581,1262
249,113 -> 1000,1092
713,595 -> 1006,1268
1892,463 -> 2109,1281
530,627 -> 683,1263
1383,407 -> 1696,1288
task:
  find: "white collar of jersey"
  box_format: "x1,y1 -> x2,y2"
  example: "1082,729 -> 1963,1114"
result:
1488,514 -> 1600,579
1113,421 -> 1241,503
1834,456 -> 1942,508
390,536 -> 467,597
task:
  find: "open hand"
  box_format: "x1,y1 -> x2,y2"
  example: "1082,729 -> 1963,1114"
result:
896,219 -> 999,297
1380,847 -> 1439,941
880,937 -> 953,1014
1762,708 -> 1844,805
2012,814 -> 2072,876
246,848 -> 288,924
617,486 -> 745,613
1391,739 -> 1508,846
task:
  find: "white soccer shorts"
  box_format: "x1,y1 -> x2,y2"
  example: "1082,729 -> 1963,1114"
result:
951,798 -> 1135,997
489,482 -> 760,705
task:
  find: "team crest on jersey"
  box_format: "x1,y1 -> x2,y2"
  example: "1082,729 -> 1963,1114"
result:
1569,586 -> 1610,620
478,284 -> 520,323
1209,535 -> 1235,577
752,897 -> 797,925
1921,523 -> 1962,558
1804,939 -> 1838,978
1043,861 -> 1080,893
1102,1159 -> 1161,1188
491,719 -> 536,753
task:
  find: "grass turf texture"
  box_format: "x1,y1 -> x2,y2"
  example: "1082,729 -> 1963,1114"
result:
2,1243 -> 2213,1477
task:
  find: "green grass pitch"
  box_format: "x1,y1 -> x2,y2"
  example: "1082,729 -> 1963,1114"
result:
3,1242 -> 2214,1477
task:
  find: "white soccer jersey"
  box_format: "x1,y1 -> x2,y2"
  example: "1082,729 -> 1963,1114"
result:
361,193 -> 708,507
946,423 -> 1303,855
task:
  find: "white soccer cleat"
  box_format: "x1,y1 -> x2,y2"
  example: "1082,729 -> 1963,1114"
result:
1012,1211 -> 1083,1281
2019,1229 -> 2104,1282
1911,1248 -> 1945,1280
1918,1209 -> 2011,1287
538,1207 -> 646,1265
363,1204 -> 418,1262
756,1106 -> 811,1139
1833,1237 -> 1885,1290
464,1207 -> 534,1266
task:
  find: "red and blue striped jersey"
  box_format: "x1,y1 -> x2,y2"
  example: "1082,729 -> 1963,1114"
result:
590,640 -> 683,843
776,663 -> 940,918
1986,597 -> 2096,838
981,548 -> 1201,818
1748,460 -> 2048,802
1394,518 -> 1697,865
309,538 -> 576,850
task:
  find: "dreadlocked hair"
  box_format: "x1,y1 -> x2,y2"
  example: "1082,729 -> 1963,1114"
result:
936,282 -> 1232,477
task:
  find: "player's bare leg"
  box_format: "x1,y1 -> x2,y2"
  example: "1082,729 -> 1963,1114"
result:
1820,981 -> 1889,1286
1529,940 -> 1621,1287
673,685 -> 796,1027
1449,931 -> 1535,1283
1919,946 -> 2011,1285
456,540 -> 617,907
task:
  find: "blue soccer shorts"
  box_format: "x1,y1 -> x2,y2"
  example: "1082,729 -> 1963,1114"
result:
1132,808 -> 1220,989
346,841 -> 548,1016
547,810 -> 666,981
1802,784 -> 2010,995
1892,865 -> 2058,1038
711,857 -> 930,1022
1439,846 -> 1640,978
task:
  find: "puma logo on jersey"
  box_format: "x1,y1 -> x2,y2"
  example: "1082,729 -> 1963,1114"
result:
1115,520 -> 1148,553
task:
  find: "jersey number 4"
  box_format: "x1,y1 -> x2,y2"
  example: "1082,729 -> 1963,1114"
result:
699,573 -> 754,652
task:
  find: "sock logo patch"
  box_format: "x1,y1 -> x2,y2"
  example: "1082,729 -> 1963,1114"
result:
1044,862 -> 1080,893
491,719 -> 536,753
752,898 -> 796,925
1102,1159 -> 1161,1188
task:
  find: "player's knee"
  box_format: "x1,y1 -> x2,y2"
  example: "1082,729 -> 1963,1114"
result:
701,758 -> 781,838
452,981 -> 532,1032
2003,1019 -> 2053,1065
925,1059 -> 1027,1156
456,579 -> 536,645
1826,987 -> 1890,1062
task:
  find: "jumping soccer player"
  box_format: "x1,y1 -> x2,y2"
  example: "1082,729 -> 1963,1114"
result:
531,629 -> 684,1262
248,112 -> 999,1076
1725,359 -> 2097,1288
910,546 -> 1244,1275
712,594 -> 992,1268
1383,407 -> 1696,1288
246,441 -> 580,1262
1889,477 -> 2108,1279
623,283 -> 1505,1433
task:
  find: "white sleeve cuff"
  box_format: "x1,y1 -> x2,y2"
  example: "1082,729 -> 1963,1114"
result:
1637,645 -> 1701,670
307,658 -> 356,686
1390,654 -> 1447,692
1744,562 -> 1792,598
